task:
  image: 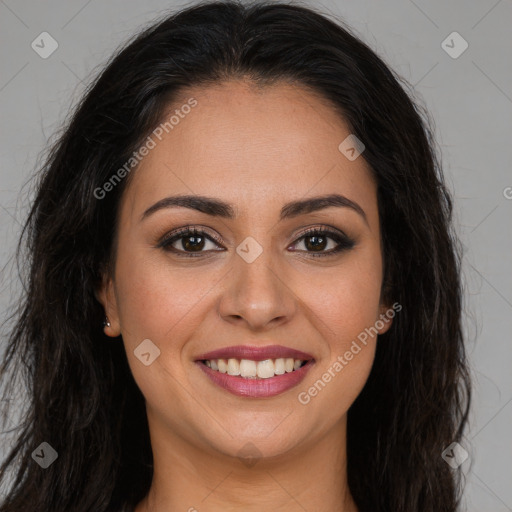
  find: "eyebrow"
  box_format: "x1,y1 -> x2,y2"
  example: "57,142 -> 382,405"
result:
141,193 -> 368,225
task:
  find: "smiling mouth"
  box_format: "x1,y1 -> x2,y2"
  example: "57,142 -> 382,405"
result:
199,357 -> 310,379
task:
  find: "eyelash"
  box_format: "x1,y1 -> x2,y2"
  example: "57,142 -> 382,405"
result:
156,225 -> 355,258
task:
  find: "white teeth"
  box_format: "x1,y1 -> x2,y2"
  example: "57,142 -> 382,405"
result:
217,358 -> 228,373
227,358 -> 240,376
204,357 -> 308,378
240,359 -> 257,377
257,359 -> 275,379
274,358 -> 285,375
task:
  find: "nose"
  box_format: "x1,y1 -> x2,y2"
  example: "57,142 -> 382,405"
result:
217,245 -> 297,331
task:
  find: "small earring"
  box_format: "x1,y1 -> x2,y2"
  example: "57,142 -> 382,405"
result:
103,316 -> 111,328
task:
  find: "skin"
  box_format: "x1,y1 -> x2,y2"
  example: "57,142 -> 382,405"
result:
97,79 -> 393,512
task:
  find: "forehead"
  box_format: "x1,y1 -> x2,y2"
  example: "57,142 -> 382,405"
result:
120,79 -> 377,222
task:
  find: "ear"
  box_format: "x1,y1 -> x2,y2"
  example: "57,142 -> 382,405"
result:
95,272 -> 121,337
376,301 -> 398,335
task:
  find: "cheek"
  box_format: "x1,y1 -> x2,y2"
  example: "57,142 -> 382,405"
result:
113,249 -> 230,401
113,254 -> 209,410
114,249 -> 213,344
305,247 -> 384,344
295,249 -> 383,413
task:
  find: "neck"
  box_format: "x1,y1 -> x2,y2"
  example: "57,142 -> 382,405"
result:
135,413 -> 358,512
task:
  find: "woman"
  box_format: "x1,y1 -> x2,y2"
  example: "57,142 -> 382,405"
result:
0,1 -> 471,511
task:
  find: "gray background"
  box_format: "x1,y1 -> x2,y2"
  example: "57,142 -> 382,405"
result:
1,0 -> 511,510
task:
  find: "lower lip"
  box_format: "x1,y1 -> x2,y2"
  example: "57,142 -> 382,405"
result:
195,360 -> 315,398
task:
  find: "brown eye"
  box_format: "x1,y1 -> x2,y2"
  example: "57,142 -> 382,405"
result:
157,227 -> 225,257
176,232 -> 206,252
290,228 -> 355,257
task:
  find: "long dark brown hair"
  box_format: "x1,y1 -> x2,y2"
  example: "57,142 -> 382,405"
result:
0,1 -> 471,510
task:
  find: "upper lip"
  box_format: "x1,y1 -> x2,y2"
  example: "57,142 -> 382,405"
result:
195,345 -> 315,362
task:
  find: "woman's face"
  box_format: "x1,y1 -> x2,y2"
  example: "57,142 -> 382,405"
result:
99,79 -> 392,461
